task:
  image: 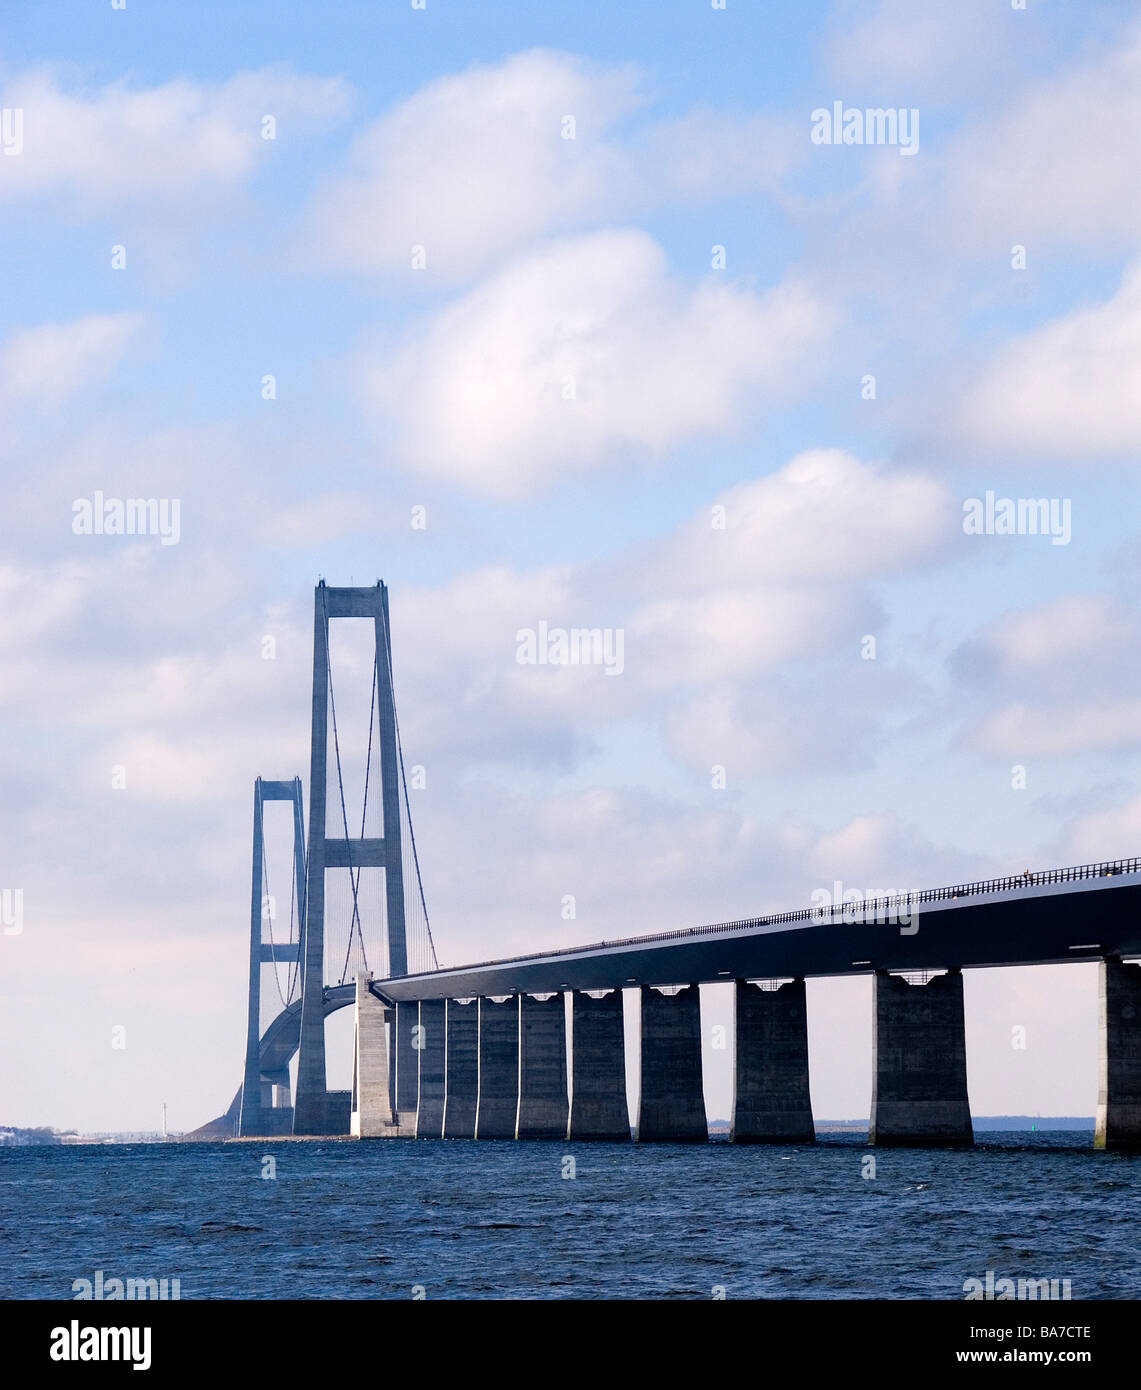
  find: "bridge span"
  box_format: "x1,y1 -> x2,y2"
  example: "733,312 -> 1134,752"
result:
198,585 -> 1141,1151
380,862 -> 1141,999
346,858 -> 1141,1150
214,855 -> 1141,1151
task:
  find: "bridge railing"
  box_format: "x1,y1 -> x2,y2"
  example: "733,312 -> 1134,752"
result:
425,854 -> 1141,976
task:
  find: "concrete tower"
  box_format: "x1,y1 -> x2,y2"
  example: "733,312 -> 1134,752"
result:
293,582 -> 409,1135
238,776 -> 305,1137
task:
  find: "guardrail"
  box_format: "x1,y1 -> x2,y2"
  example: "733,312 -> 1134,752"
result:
421,855 -> 1141,978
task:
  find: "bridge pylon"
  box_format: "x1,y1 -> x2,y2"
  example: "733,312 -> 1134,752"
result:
293,582 -> 409,1135
238,777 -> 306,1138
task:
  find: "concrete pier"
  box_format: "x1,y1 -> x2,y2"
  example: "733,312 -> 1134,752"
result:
1096,957 -> 1141,1150
350,973 -> 394,1137
871,969 -> 973,1147
259,1068 -> 293,1135
326,1090 -> 352,1134
416,998 -> 446,1139
568,990 -> 630,1140
516,994 -> 569,1139
264,1069 -> 291,1110
476,997 -> 519,1139
442,999 -> 478,1139
636,985 -> 707,1142
731,978 -> 815,1143
394,998 -> 420,1125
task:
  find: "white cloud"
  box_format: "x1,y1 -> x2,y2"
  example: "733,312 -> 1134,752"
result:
306,48 -> 794,281
970,698 -> 1141,760
825,0 -> 1012,98
614,449 -> 951,765
952,263 -> 1141,457
108,732 -> 228,803
802,18 -> 1141,321
983,595 -> 1135,671
938,23 -> 1141,257
632,447 -> 951,593
378,450 -> 950,779
0,68 -> 348,206
620,451 -> 949,769
0,561 -> 91,652
661,681 -> 880,779
359,229 -> 836,498
952,591 -> 1141,758
633,107 -> 796,203
308,50 -> 639,280
1061,792 -> 1141,864
630,590 -> 852,687
804,811 -> 978,889
0,312 -> 143,412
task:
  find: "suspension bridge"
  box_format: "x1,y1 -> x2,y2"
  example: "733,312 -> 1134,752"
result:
196,582 -> 1141,1149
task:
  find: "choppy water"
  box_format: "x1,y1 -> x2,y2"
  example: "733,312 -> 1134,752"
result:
1,1133 -> 1137,1300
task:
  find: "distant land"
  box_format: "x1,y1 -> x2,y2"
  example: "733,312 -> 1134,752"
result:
710,1117 -> 1097,1133
3,1118 -> 1097,1145
971,1116 -> 1097,1131
1,1127 -> 167,1146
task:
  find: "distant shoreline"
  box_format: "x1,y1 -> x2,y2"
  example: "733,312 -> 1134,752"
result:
3,1117 -> 1100,1145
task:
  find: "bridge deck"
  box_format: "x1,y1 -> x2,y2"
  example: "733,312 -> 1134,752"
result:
376,857 -> 1141,1001
197,856 -> 1141,1138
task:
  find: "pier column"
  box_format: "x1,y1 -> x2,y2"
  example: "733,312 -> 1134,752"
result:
351,973 -> 395,1137
416,999 -> 446,1139
569,990 -> 630,1141
264,1069 -> 290,1110
263,1070 -> 293,1136
516,994 -> 569,1139
442,999 -> 477,1139
476,997 -> 519,1139
394,999 -> 420,1122
731,979 -> 815,1143
871,970 -> 973,1147
636,985 -> 707,1142
1096,957 -> 1141,1150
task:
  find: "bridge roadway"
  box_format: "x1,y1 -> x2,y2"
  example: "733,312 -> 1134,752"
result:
375,860 -> 1141,1002
211,857 -> 1141,1147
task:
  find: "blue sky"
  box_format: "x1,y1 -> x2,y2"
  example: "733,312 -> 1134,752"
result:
3,0 -> 1141,1131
